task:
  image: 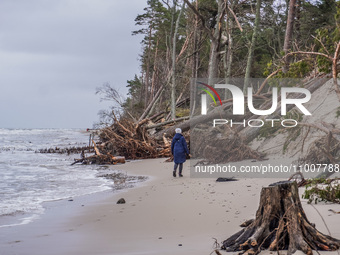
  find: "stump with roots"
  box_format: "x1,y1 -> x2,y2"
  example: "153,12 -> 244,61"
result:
221,181 -> 340,255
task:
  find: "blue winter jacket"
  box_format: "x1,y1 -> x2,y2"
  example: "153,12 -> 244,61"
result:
171,133 -> 189,164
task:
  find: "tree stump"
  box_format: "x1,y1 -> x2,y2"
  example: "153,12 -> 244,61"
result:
221,181 -> 340,255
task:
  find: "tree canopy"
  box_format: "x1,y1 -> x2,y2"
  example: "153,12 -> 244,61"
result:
97,0 -> 340,126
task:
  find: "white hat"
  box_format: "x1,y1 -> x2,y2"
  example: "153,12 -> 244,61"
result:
175,128 -> 182,134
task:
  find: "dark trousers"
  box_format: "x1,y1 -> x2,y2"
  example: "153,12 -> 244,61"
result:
174,163 -> 183,174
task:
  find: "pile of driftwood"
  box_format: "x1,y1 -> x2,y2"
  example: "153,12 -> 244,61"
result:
71,151 -> 126,165
75,113 -> 263,165
72,117 -> 178,165
98,118 -> 172,160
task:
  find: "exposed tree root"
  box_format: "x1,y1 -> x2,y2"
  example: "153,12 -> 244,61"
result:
222,181 -> 340,255
98,118 -> 174,160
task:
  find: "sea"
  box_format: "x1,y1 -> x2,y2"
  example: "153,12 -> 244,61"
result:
0,128 -> 121,228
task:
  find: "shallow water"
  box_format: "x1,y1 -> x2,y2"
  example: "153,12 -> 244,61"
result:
0,128 -> 115,227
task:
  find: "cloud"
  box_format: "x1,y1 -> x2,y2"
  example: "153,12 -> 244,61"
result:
0,0 -> 146,128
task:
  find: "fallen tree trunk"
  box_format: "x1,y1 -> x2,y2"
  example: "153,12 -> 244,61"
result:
154,102 -> 242,140
72,154 -> 125,165
146,116 -> 190,130
138,83 -> 166,122
222,181 -> 340,255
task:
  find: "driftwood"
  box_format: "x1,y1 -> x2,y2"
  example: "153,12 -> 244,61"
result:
72,154 -> 125,165
99,118 -> 172,160
222,181 -> 340,255
37,146 -> 94,155
92,139 -> 101,155
69,128 -> 127,165
146,116 -> 190,130
71,113 -> 189,165
154,101 -> 239,140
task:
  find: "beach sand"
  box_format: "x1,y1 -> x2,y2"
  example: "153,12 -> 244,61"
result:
1,158 -> 339,255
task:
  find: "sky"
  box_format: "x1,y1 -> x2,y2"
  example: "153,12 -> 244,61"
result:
0,0 -> 147,129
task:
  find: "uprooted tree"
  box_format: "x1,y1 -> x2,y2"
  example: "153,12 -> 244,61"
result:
222,181 -> 340,255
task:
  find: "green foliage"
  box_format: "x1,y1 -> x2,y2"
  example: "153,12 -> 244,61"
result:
312,2 -> 340,72
272,60 -> 313,79
302,178 -> 340,204
197,0 -> 218,28
126,75 -> 142,98
315,29 -> 333,73
132,0 -> 170,39
285,60 -> 313,78
253,50 -> 272,78
263,60 -> 273,77
122,98 -> 145,119
336,107 -> 340,118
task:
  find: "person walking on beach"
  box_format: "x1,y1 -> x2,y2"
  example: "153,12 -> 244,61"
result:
171,128 -> 189,177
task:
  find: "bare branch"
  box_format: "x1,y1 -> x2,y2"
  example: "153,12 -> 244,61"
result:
311,35 -> 330,55
95,82 -> 125,107
286,51 -> 331,60
227,5 -> 243,32
161,0 -> 171,9
255,69 -> 282,95
183,0 -> 215,41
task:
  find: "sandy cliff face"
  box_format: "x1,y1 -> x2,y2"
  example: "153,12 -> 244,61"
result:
251,79 -> 340,163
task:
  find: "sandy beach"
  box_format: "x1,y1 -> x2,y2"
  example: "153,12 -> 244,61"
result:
1,158 -> 340,255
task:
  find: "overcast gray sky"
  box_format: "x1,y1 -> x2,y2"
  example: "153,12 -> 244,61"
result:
0,0 -> 147,129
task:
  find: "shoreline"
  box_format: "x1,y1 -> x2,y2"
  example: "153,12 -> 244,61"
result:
0,159 -> 147,229
1,158 -> 339,255
0,160 -> 150,254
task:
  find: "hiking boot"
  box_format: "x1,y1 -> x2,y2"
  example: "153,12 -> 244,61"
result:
173,171 -> 176,177
179,173 -> 183,177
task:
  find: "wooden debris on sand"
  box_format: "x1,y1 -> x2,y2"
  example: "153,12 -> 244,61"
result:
72,117 -> 180,165
98,118 -> 173,160
72,154 -> 125,165
72,133 -> 126,165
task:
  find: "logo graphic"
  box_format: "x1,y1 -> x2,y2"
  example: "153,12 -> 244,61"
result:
197,82 -> 223,115
199,83 -> 311,116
